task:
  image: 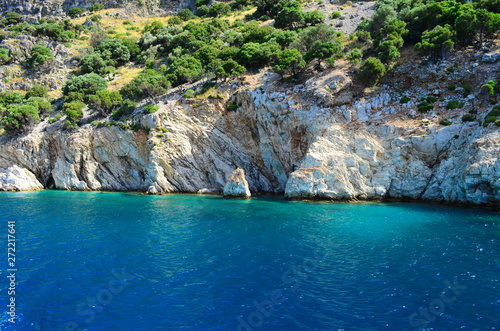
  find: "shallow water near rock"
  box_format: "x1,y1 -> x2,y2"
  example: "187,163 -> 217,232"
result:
0,191 -> 499,330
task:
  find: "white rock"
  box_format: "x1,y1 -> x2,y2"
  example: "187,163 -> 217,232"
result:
223,168 -> 251,198
0,165 -> 43,191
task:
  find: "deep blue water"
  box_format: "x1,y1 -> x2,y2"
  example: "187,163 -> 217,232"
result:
0,191 -> 499,331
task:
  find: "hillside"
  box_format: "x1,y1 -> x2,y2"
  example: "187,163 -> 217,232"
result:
0,0 -> 499,205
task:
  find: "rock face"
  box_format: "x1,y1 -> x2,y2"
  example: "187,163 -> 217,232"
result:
0,0 -> 193,19
0,165 -> 43,191
223,168 -> 251,198
0,55 -> 499,205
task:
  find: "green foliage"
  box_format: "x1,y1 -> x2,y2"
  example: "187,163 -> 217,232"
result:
89,4 -> 105,12
274,1 -> 304,29
28,44 -> 54,68
63,73 -> 108,100
26,97 -> 53,117
400,96 -> 410,104
346,49 -> 362,64
121,69 -> 170,101
304,40 -> 341,67
426,96 -> 437,103
144,104 -> 160,114
415,25 -> 455,60
197,5 -> 210,17
209,3 -> 231,17
446,100 -> 464,109
275,48 -> 305,77
177,9 -> 196,21
166,55 -> 203,86
88,90 -> 123,116
461,114 -> 474,122
330,11 -> 342,19
417,102 -> 434,113
238,42 -> 280,68
68,7 -> 86,18
79,53 -> 107,75
63,101 -> 84,124
111,99 -> 138,120
460,84 -> 472,97
183,89 -> 195,98
357,57 -> 386,85
481,79 -> 500,97
291,24 -> 338,54
439,119 -> 452,126
4,12 -> 21,25
448,85 -> 456,91
168,17 -> 183,25
0,48 -> 11,65
1,104 -> 39,134
96,38 -> 131,66
26,85 -> 48,99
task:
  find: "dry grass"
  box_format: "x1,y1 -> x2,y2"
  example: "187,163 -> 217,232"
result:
107,66 -> 143,91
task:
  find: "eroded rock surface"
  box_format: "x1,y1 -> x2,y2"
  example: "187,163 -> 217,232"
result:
223,168 -> 251,198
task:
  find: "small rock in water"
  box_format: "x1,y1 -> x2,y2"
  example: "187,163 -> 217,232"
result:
223,168 -> 251,198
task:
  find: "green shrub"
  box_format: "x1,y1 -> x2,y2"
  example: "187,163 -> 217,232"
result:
4,12 -> 21,25
446,100 -> 464,109
400,96 -> 410,104
439,119 -> 452,126
346,49 -> 362,64
28,44 -> 54,68
460,84 -> 472,97
88,90 -> 123,116
183,89 -> 195,98
227,101 -> 238,111
461,114 -> 474,122
177,9 -> 196,21
144,104 -> 159,114
0,48 -> 11,65
89,3 -> 105,12
1,104 -> 39,133
426,96 -> 437,103
26,84 -> 48,99
330,11 -> 342,19
357,57 -> 386,85
63,73 -> 108,100
447,84 -> 456,91
68,7 -> 86,18
209,3 -> 231,17
496,120 -> 500,127
63,101 -> 85,123
168,17 -> 183,25
488,106 -> 500,117
111,99 -> 137,120
417,102 -> 434,113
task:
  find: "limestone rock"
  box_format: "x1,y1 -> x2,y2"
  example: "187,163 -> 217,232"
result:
223,168 -> 251,198
0,165 -> 43,191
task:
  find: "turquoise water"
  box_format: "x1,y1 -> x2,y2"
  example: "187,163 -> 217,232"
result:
0,191 -> 499,331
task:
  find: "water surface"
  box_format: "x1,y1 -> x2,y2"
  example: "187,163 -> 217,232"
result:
0,191 -> 498,330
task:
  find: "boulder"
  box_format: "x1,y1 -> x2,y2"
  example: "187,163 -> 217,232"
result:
223,168 -> 251,198
0,165 -> 43,191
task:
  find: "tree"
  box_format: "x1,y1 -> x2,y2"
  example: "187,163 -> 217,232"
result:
96,38 -> 131,66
291,24 -> 338,54
378,40 -> 400,63
167,55 -> 203,85
209,3 -> 231,17
26,85 -> 48,99
1,104 -> 39,133
415,25 -> 455,60
211,59 -> 246,82
4,12 -> 21,25
79,53 -> 107,74
197,5 -> 210,17
238,42 -> 280,68
89,3 -> 105,12
63,101 -> 84,124
275,48 -> 305,77
357,57 -> 386,85
26,97 -> 53,118
303,10 -> 325,27
304,40 -> 342,66
274,1 -> 304,29
28,44 -> 54,69
63,73 -> 108,100
68,7 -> 86,18
177,9 -> 196,21
88,90 -> 123,116
0,48 -> 11,65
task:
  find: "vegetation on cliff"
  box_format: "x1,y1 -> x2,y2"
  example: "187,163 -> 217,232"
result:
0,0 -> 499,135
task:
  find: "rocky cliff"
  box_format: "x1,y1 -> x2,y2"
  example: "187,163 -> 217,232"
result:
1,48 -> 499,205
